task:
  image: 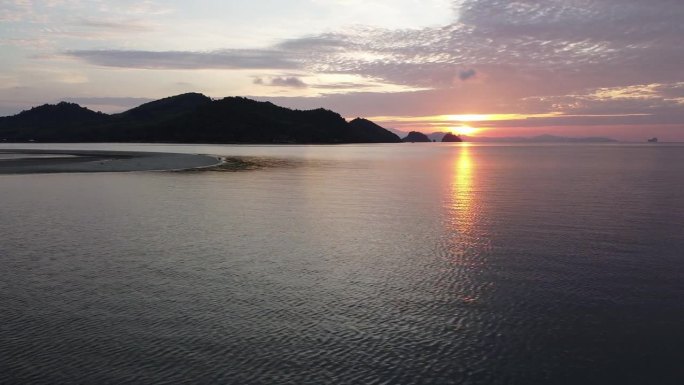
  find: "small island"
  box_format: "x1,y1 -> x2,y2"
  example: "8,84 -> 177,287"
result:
441,133 -> 463,142
402,131 -> 432,142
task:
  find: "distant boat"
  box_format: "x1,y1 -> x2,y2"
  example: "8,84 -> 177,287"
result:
648,137 -> 658,143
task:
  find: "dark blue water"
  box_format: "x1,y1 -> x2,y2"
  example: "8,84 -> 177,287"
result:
1,143 -> 683,384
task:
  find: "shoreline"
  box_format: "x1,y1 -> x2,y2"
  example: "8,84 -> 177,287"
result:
0,149 -> 223,174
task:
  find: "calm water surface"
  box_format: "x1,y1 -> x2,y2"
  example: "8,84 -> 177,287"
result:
1,143 -> 683,384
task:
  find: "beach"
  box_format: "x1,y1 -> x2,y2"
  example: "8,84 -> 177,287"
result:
0,149 -> 222,174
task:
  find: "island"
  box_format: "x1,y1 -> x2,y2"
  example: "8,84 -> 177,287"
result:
0,93 -> 402,144
402,131 -> 432,142
441,133 -> 463,142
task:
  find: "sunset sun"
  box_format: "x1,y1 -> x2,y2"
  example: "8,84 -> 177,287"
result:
451,125 -> 480,136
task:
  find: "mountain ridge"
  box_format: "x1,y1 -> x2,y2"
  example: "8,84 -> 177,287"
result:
0,93 -> 401,144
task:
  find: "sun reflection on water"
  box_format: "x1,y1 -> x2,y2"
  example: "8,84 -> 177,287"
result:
438,144 -> 492,305
452,144 -> 475,235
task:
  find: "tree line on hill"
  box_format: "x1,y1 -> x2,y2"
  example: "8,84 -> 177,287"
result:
0,93 -> 404,144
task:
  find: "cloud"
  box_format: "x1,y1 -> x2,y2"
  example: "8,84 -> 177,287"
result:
75,18 -> 155,33
64,0 -> 684,91
275,35 -> 350,52
0,0 -> 33,22
459,69 -> 476,81
270,77 -> 308,88
303,0 -> 684,90
1,0 -> 172,23
311,82 -> 375,90
254,76 -> 308,88
65,49 -> 300,70
0,38 -> 50,48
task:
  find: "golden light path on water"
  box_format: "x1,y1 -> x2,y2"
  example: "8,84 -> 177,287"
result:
439,143 -> 497,306
451,144 -> 474,236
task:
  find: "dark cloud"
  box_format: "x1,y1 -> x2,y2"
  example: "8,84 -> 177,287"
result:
459,69 -> 476,81
657,82 -> 684,99
253,76 -> 308,88
270,77 -> 307,88
65,49 -> 300,70
275,35 -> 350,52
311,82 -> 375,90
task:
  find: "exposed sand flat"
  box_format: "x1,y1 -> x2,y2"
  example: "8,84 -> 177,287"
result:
0,149 -> 222,174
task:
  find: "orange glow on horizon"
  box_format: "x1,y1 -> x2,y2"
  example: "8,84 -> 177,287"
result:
449,125 -> 481,136
365,113 -> 550,123
364,113 -> 563,137
442,113 -> 557,122
361,111 -> 666,141
446,114 -> 492,122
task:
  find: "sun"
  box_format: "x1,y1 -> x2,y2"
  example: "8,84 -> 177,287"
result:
450,125 -> 480,136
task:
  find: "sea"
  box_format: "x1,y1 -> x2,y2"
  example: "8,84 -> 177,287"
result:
1,143 -> 683,384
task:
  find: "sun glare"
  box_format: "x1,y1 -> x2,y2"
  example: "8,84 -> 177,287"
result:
451,125 -> 480,136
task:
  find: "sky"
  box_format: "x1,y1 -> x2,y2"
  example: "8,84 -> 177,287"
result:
1,0 -> 683,140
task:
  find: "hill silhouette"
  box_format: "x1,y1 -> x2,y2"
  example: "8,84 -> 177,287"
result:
0,93 -> 401,144
348,118 -> 403,143
442,133 -> 463,142
402,131 -> 431,142
114,92 -> 212,125
0,102 -> 110,141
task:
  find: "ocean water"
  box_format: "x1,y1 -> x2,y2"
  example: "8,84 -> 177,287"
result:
1,143 -> 683,384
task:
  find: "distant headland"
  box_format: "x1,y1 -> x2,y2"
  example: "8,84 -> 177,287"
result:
0,93 -> 402,144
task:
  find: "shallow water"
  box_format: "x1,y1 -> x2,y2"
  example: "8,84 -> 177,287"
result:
0,153 -> 78,160
1,143 -> 683,384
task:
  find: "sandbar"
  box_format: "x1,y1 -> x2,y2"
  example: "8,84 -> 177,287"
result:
0,149 -> 222,174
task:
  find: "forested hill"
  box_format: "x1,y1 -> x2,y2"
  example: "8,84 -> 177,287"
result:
0,93 -> 402,144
